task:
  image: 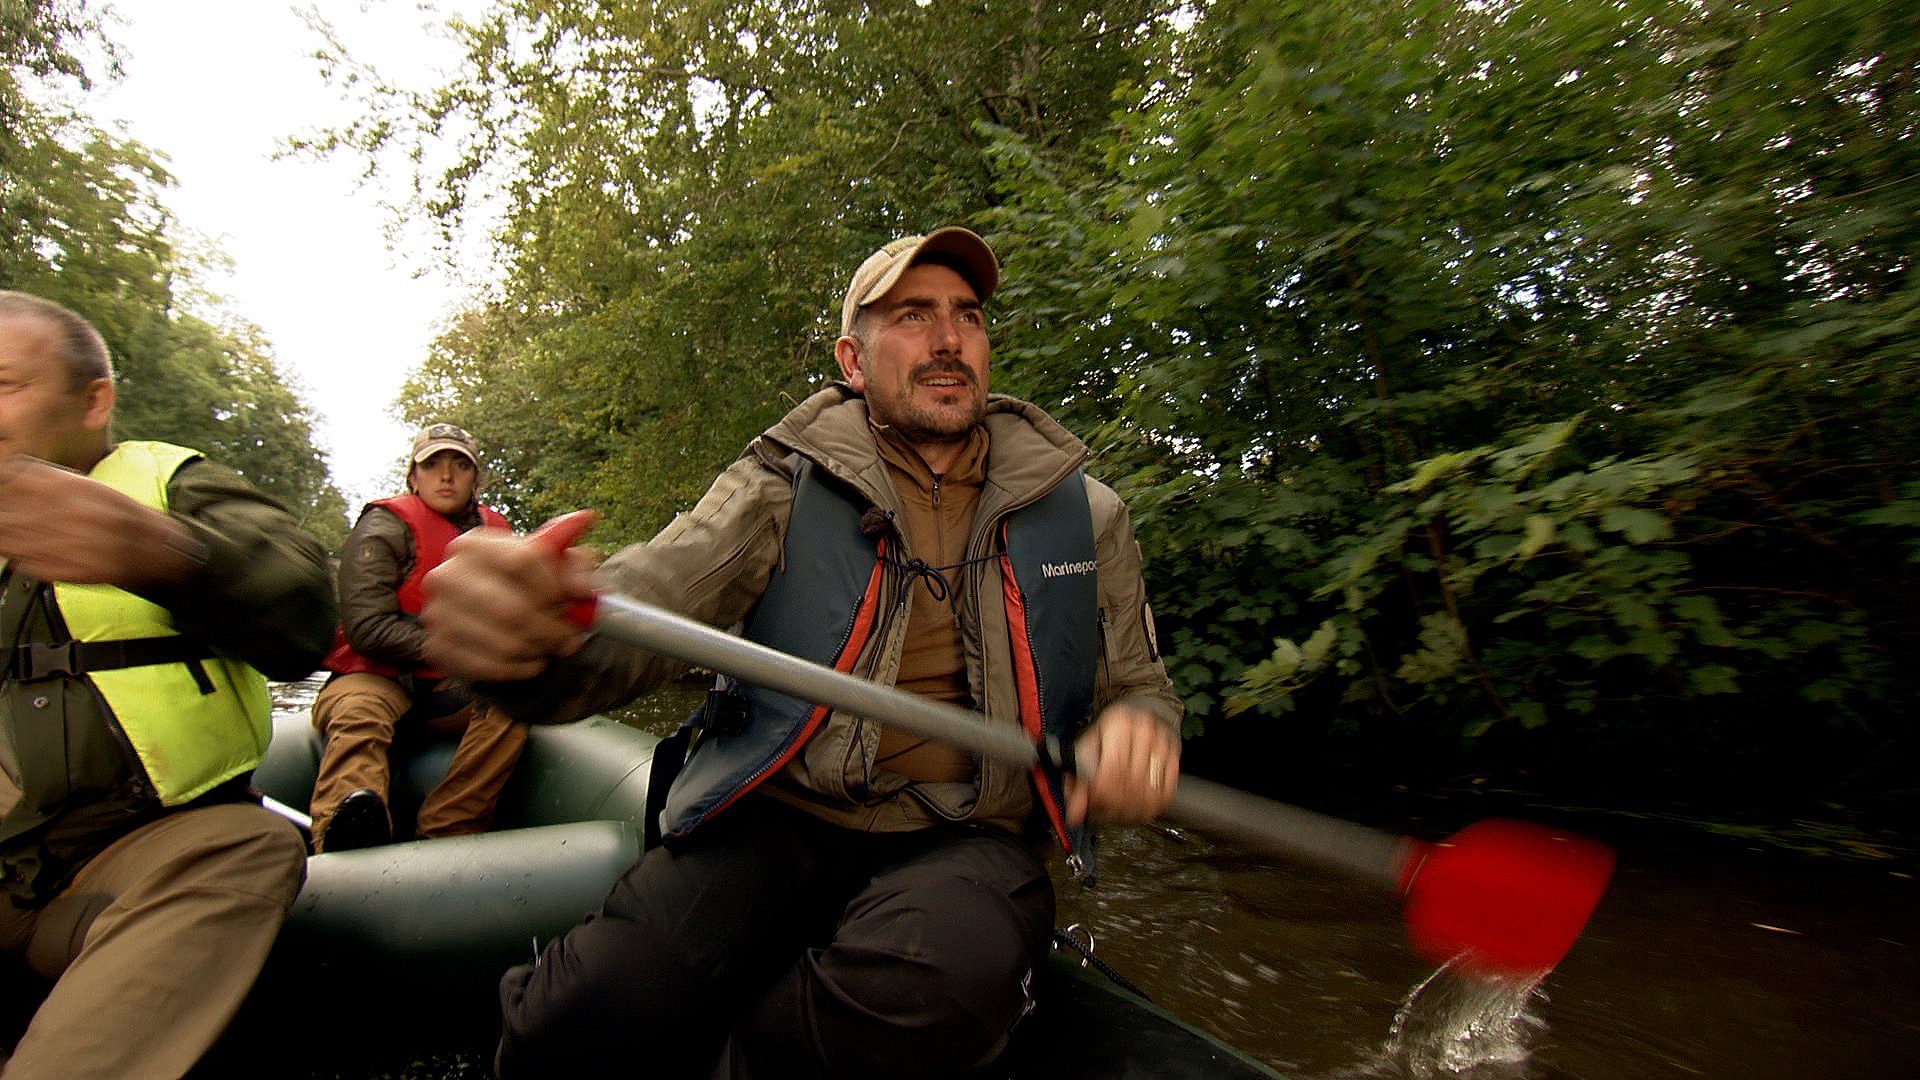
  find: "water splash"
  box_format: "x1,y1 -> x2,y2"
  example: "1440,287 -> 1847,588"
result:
1326,960 -> 1549,1079
1382,959 -> 1549,1077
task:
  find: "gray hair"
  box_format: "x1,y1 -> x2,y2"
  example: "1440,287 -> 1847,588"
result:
0,291 -> 113,388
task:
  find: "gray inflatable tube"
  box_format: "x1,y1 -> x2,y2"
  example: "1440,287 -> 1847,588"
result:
251,713 -> 654,990
238,711 -> 1285,1078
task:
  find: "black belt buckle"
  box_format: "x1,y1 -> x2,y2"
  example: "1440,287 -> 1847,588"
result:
13,642 -> 79,680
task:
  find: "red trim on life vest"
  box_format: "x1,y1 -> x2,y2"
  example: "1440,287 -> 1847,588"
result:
836,547 -> 887,677
698,540 -> 890,822
1002,531 -> 1073,854
1002,557 -> 1044,743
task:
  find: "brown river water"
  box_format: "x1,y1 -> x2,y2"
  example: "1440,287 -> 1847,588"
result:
1050,809 -> 1918,1079
260,679 -> 1920,1079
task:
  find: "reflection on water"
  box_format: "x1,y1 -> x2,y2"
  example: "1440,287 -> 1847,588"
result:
266,681 -> 1920,1079
269,674 -> 324,713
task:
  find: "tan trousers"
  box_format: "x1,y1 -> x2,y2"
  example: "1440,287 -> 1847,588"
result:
0,803 -> 306,1079
308,672 -> 529,849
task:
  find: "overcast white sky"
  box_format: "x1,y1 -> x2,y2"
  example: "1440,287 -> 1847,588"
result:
90,0 -> 491,509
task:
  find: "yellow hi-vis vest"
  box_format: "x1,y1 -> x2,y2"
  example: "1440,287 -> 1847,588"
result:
49,441 -> 271,805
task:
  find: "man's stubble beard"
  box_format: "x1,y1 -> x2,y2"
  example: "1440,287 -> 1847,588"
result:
876,361 -> 986,447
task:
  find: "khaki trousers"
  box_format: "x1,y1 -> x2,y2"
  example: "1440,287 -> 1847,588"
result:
308,672 -> 529,849
0,803 -> 307,1079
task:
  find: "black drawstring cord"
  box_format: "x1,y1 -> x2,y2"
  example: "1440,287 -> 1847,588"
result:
883,551 -> 999,615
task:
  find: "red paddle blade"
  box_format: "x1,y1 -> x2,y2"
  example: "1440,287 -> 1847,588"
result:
1399,818 -> 1615,979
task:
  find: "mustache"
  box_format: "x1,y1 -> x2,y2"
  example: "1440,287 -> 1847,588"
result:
911,362 -> 974,385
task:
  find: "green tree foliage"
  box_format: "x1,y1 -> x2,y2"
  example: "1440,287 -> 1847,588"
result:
3,0 -> 347,551
312,0 -> 1179,537
985,0 -> 1920,799
330,0 -> 1917,806
2,0 -> 113,282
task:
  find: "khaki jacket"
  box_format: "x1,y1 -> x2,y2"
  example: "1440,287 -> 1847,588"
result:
479,385 -> 1180,834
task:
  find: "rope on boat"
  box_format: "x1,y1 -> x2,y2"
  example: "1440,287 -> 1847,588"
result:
1052,924 -> 1151,1001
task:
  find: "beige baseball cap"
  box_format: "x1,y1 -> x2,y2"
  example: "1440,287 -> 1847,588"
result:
840,227 -> 1000,337
410,423 -> 479,465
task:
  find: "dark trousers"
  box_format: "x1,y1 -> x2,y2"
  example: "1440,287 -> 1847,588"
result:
495,796 -> 1055,1079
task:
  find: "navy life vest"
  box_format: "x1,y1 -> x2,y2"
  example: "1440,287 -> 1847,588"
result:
658,457 -> 1098,856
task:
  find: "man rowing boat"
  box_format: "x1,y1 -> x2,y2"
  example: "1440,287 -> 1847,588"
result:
422,227 -> 1183,1078
0,291 -> 334,1078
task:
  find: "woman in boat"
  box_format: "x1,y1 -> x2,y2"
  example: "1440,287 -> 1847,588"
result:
307,424 -> 526,852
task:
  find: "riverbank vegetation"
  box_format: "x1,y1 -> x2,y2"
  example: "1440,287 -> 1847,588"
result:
316,0 -> 1918,836
13,1 -> 1916,841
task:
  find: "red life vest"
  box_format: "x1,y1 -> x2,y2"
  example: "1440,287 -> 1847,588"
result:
322,494 -> 511,680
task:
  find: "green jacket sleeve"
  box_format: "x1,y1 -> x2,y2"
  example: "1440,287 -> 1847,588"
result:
135,458 -> 337,681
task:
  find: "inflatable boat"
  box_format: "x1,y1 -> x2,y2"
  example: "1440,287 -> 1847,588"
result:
234,712 -> 1284,1078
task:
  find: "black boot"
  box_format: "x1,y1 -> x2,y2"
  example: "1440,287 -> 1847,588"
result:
321,788 -> 392,852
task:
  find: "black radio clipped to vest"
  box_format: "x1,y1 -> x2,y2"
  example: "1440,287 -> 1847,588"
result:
691,682 -> 750,736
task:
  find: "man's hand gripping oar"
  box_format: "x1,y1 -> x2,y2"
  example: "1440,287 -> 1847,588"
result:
419,509 -> 603,683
